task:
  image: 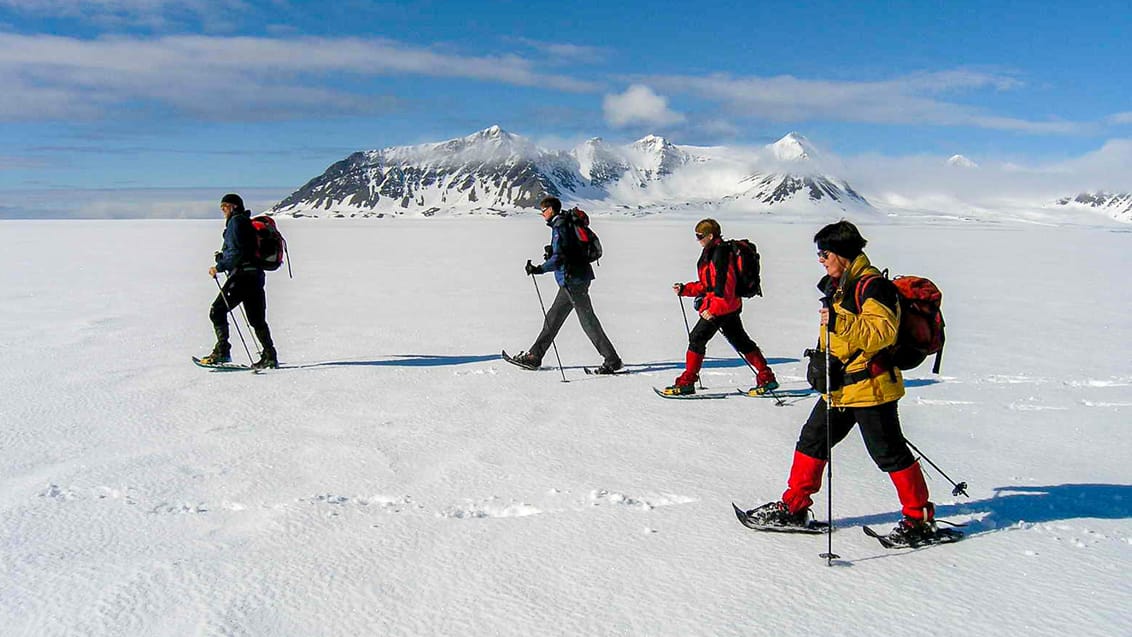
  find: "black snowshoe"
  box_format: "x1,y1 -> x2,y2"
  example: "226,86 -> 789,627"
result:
733,501 -> 831,534
863,517 -> 964,549
502,350 -> 541,371
587,359 -> 624,375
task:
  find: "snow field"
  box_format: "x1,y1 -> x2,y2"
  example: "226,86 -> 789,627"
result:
0,217 -> 1128,636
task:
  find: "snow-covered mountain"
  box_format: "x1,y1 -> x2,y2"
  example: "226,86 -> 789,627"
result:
270,127 -> 869,218
1055,191 -> 1132,223
723,132 -> 867,208
947,154 -> 978,168
272,126 -> 582,217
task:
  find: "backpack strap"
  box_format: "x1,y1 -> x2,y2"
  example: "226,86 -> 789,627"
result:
710,240 -> 731,297
851,272 -> 898,382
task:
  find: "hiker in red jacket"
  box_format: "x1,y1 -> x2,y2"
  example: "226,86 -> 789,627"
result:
663,218 -> 777,396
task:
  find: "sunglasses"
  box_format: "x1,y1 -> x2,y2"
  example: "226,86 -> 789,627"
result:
817,250 -> 830,260
695,233 -> 706,240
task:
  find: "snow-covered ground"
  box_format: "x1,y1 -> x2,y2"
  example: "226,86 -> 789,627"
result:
1,215 -> 1129,636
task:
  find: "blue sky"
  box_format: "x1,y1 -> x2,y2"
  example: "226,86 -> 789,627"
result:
1,0 -> 1129,215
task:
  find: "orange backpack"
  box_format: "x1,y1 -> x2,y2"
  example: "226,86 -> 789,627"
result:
856,273 -> 945,373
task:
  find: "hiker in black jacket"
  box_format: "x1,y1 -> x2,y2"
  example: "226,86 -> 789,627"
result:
200,193 -> 278,369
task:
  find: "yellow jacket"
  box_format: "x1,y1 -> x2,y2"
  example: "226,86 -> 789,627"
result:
818,254 -> 905,407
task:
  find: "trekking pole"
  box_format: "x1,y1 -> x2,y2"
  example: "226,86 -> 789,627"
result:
820,305 -> 840,565
677,296 -> 704,390
214,276 -> 255,364
531,275 -> 568,383
904,438 -> 969,498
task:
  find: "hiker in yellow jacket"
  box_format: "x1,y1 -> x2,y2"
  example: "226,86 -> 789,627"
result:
743,220 -> 941,548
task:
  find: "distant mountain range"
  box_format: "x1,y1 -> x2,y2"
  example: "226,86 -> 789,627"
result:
270,126 -> 869,218
1054,192 -> 1132,223
269,126 -> 1129,224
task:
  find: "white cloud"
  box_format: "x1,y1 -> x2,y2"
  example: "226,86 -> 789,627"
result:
512,37 -> 609,64
1109,112 -> 1132,125
0,33 -> 599,122
645,70 -> 1087,135
0,0 -> 247,29
602,85 -> 685,128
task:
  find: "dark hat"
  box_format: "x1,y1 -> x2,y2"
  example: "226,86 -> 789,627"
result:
220,193 -> 244,209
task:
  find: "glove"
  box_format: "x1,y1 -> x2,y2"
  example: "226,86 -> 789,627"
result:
543,244 -> 553,260
525,260 -> 540,275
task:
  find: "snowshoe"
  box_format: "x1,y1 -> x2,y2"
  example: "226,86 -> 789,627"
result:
863,517 -> 964,549
502,350 -> 541,371
588,359 -> 624,375
746,379 -> 779,396
732,502 -> 830,534
661,383 -> 696,396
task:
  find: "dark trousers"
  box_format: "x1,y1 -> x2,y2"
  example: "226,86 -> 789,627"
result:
795,399 -> 915,472
687,311 -> 757,356
209,270 -> 273,350
530,282 -> 619,364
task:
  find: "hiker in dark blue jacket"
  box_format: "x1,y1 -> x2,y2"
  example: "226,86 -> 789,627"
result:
200,193 -> 278,369
537,207 -> 595,288
510,196 -> 622,375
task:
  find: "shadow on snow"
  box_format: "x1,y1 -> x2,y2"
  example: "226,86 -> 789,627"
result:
285,354 -> 799,374
833,483 -> 1132,536
292,354 -> 502,368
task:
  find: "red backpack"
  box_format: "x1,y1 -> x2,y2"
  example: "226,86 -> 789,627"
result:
856,273 -> 945,373
250,215 -> 291,276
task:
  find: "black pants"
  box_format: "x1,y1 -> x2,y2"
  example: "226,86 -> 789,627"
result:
795,399 -> 915,472
687,311 -> 757,356
530,281 -> 619,364
210,270 -> 273,350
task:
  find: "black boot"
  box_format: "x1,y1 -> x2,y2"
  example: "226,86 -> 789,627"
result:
744,501 -> 810,528
252,346 -> 278,370
251,327 -> 277,369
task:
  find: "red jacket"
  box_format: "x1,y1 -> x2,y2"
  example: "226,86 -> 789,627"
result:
679,239 -> 742,317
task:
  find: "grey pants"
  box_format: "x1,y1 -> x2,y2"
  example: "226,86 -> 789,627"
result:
530,282 -> 620,364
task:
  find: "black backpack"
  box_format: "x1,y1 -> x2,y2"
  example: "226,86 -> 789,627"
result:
728,239 -> 762,297
562,207 -> 602,264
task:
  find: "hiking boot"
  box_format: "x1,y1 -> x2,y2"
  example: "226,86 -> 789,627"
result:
747,368 -> 779,395
199,345 -> 231,365
510,351 -> 541,370
745,501 -> 810,528
663,369 -> 699,395
592,359 -> 623,375
882,516 -> 939,548
252,347 -> 278,370
748,379 -> 780,395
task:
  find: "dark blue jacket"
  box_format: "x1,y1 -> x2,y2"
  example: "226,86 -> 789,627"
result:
215,211 -> 257,273
537,212 -> 594,287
